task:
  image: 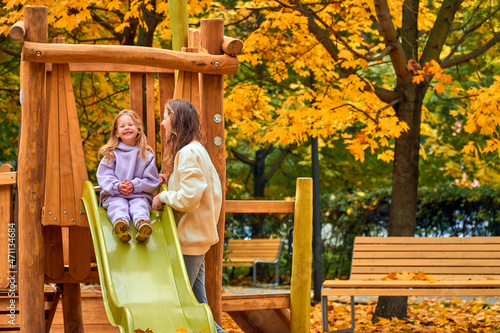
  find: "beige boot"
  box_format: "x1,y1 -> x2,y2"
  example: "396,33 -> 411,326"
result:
114,219 -> 131,242
135,219 -> 152,242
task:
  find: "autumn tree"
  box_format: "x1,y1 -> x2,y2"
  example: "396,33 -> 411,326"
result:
220,0 -> 500,319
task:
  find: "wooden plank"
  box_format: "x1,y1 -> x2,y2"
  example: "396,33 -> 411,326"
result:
354,244 -> 500,252
353,251 -> 500,259
18,7 -> 48,332
173,48 -> 201,113
322,288 -> 500,297
158,73 -> 175,155
43,62 -> 61,226
61,284 -> 84,332
0,171 -> 16,185
353,259 -> 500,267
68,226 -> 92,281
226,311 -> 262,333
0,165 -> 14,289
323,280 -> 500,288
46,63 -> 174,73
145,73 -> 156,155
58,63 -> 77,226
351,266 -> 500,275
343,274 -> 500,281
129,73 -> 143,121
226,200 -> 295,213
354,236 -> 500,244
64,62 -> 89,227
222,293 -> 290,312
274,308 -> 291,330
188,28 -> 200,51
44,270 -> 100,284
23,42 -> 239,75
43,225 -> 64,281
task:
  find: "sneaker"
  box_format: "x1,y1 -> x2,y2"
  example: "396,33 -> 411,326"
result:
135,219 -> 152,242
114,219 -> 131,242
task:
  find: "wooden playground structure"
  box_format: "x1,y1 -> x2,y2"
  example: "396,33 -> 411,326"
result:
0,5 -> 314,333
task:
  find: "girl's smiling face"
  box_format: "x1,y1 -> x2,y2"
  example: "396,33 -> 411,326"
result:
115,115 -> 138,146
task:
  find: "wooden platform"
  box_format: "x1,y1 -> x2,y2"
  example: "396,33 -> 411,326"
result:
0,289 -> 118,332
0,288 -> 291,332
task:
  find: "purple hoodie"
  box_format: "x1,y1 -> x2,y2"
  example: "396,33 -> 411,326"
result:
97,142 -> 160,202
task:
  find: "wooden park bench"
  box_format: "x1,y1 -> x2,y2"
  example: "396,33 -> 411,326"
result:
224,238 -> 283,286
322,236 -> 500,333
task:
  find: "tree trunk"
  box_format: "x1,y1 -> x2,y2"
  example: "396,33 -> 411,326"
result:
373,83 -> 425,320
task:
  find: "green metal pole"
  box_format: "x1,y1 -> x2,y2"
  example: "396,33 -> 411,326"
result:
168,0 -> 189,51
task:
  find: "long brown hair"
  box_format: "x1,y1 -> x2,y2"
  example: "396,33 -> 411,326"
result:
98,109 -> 153,162
162,99 -> 204,178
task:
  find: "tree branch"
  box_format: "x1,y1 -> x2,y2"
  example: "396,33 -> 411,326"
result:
421,0 -> 463,64
441,31 -> 500,68
373,0 -> 410,82
0,45 -> 20,58
264,148 -> 291,182
401,0 -> 420,61
444,4 -> 500,61
232,149 -> 255,166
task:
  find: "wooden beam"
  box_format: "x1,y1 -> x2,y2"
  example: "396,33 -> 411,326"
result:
222,293 -> 291,312
23,42 -> 239,75
225,200 -> 295,213
46,62 -> 175,73
189,28 -> 243,56
18,6 -> 47,332
0,171 -> 16,186
226,311 -> 262,333
9,21 -> 25,40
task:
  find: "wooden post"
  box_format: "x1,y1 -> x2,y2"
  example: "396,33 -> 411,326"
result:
0,164 -> 14,289
62,283 -> 84,332
18,6 -> 48,332
290,178 -> 313,333
200,18 -> 225,324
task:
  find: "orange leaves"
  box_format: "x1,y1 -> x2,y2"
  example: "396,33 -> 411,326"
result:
406,59 -> 421,74
135,329 -> 153,333
301,298 -> 500,333
382,270 -> 438,283
412,60 -> 453,95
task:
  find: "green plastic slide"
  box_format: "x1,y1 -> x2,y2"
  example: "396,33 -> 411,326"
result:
81,181 -> 215,333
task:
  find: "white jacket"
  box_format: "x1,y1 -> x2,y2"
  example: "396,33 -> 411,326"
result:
159,141 -> 222,255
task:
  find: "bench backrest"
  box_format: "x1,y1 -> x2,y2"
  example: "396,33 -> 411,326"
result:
349,237 -> 500,281
226,239 -> 283,263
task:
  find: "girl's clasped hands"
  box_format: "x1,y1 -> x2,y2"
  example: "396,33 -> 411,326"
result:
118,179 -> 134,196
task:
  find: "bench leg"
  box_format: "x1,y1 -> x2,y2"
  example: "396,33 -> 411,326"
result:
253,262 -> 280,287
322,295 -> 355,333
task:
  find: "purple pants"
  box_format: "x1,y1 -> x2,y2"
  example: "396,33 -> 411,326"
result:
103,196 -> 151,228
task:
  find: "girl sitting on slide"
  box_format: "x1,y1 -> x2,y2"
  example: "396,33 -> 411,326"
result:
97,109 -> 159,243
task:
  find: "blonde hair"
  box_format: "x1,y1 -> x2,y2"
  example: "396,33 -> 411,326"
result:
98,109 -> 153,162
162,99 -> 204,178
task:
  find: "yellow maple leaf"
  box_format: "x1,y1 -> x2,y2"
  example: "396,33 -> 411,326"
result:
382,272 -> 398,280
396,270 -> 415,281
175,327 -> 188,333
433,82 -> 446,94
413,74 -> 425,84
